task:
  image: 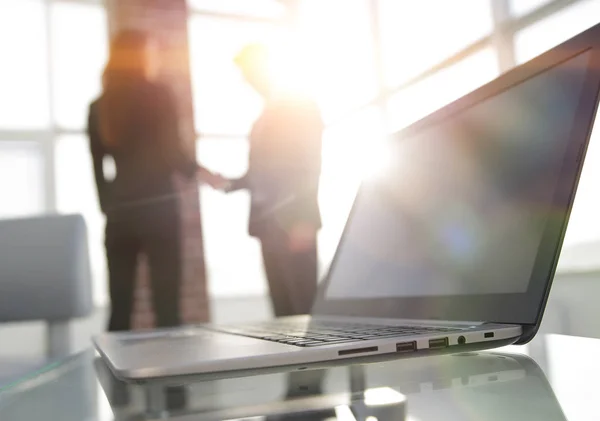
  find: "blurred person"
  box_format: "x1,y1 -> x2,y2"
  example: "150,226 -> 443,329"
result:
223,43 -> 324,317
87,30 -> 225,332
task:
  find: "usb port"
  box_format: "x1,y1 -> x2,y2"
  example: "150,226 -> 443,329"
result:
396,341 -> 417,353
429,338 -> 449,349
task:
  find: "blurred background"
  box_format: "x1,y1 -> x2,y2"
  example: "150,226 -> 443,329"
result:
1,0 -> 600,356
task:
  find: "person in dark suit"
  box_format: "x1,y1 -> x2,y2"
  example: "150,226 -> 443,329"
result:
224,44 -> 324,317
88,30 -> 225,332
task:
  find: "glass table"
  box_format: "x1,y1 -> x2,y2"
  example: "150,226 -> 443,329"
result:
0,333 -> 597,420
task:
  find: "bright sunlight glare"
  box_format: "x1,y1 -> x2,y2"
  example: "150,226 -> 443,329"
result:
360,138 -> 393,179
265,36 -> 392,183
334,405 -> 357,421
364,387 -> 406,407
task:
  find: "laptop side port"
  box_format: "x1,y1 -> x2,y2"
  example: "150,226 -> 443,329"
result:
429,338 -> 449,349
396,341 -> 417,353
338,346 -> 378,356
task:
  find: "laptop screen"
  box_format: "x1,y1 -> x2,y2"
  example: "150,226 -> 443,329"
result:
325,51 -> 592,300
314,46 -> 600,325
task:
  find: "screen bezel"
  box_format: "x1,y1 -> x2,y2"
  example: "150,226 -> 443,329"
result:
312,24 -> 600,327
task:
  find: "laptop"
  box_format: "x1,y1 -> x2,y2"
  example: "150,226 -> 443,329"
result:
94,23 -> 600,382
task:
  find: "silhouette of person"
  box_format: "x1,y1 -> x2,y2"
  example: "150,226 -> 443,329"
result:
87,30 -> 226,332
224,43 -> 323,317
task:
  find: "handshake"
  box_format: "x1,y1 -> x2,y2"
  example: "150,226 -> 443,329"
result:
202,171 -> 234,192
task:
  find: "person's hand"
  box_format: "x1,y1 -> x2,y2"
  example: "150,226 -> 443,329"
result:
287,222 -> 317,252
201,171 -> 231,191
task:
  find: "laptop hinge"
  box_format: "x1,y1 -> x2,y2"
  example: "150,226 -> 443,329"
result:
392,318 -> 486,327
321,315 -> 486,327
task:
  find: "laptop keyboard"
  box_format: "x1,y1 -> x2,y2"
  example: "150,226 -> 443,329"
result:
210,320 -> 465,347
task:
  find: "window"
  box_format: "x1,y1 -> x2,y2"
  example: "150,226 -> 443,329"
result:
188,16 -> 277,135
295,0 -> 378,121
0,0 -> 50,129
387,48 -> 499,132
55,134 -> 107,306
50,2 -> 108,130
379,0 -> 494,89
187,0 -> 285,18
196,138 -> 266,296
509,0 -> 552,18
514,0 -> 600,64
0,142 -> 45,219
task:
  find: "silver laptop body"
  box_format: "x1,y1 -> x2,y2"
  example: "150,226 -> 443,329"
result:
94,23 -> 600,382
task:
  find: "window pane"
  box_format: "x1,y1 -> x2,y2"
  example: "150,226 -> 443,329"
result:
319,107 -> 387,273
0,142 -> 45,219
515,0 -> 600,64
295,0 -> 378,121
188,17 -> 276,135
196,138 -> 266,296
188,0 -> 285,18
50,3 -> 108,130
509,0 -> 552,17
379,0 -> 493,88
0,0 -> 50,129
55,135 -> 107,306
387,48 -> 499,132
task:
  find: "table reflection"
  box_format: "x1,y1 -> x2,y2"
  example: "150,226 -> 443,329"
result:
0,348 -> 569,421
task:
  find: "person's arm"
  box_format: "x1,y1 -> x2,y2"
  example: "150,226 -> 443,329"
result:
225,174 -> 250,192
87,102 -> 110,214
223,125 -> 257,193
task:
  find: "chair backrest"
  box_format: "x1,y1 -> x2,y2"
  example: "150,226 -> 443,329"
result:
0,214 -> 92,322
